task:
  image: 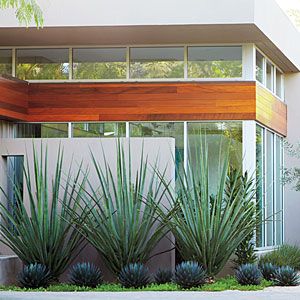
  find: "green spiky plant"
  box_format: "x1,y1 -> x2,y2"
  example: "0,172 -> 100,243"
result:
68,140 -> 174,275
118,263 -> 151,288
158,139 -> 257,277
0,144 -> 86,279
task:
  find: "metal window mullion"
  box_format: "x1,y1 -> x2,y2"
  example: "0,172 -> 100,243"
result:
263,128 -> 267,248
183,121 -> 188,172
273,133 -> 276,246
12,48 -> 16,77
262,57 -> 267,86
126,47 -> 130,80
184,46 -> 188,79
68,122 -> 72,138
69,48 -> 73,80
126,122 -> 130,138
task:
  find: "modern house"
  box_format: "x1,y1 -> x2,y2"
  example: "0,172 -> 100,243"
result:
0,0 -> 299,279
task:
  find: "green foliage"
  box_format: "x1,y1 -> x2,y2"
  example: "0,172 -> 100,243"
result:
235,264 -> 262,286
0,277 -> 272,292
68,262 -> 103,288
0,0 -> 43,27
173,261 -> 207,289
159,141 -> 256,276
68,141 -> 172,275
18,263 -> 52,288
259,263 -> 278,281
154,268 -> 173,284
273,266 -> 300,286
118,263 -> 151,288
0,144 -> 86,279
233,236 -> 257,268
259,245 -> 300,270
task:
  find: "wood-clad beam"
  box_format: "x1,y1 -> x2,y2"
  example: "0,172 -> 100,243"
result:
0,77 -> 287,136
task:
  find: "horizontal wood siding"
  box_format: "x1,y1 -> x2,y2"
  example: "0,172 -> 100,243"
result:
0,77 -> 287,136
28,82 -> 256,122
0,77 -> 28,121
256,84 -> 287,136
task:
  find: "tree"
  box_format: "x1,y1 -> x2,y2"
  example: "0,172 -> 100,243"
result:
0,0 -> 43,27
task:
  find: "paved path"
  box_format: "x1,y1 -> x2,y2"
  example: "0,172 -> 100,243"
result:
1,287 -> 300,300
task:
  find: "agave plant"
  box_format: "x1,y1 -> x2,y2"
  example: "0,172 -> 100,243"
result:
118,263 -> 151,288
68,140 -> 173,275
0,144 -> 86,279
235,264 -> 262,285
158,140 -> 257,276
154,268 -> 173,284
273,266 -> 300,286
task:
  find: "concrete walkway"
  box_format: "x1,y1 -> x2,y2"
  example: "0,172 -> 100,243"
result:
0,287 -> 300,300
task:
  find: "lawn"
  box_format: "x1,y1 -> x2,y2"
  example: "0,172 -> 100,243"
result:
0,277 -> 272,292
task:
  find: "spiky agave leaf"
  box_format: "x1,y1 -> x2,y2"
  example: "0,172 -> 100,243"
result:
0,143 -> 86,279
118,263 -> 151,288
236,264 -> 262,285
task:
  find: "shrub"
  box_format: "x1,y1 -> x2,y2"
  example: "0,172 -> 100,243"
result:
259,245 -> 300,270
233,234 -> 257,268
259,262 -> 278,281
154,268 -> 173,284
18,263 -> 52,288
0,145 -> 85,279
68,262 -> 103,288
235,264 -> 262,286
173,261 -> 207,289
159,142 -> 257,276
118,263 -> 151,288
273,266 -> 300,286
68,141 -> 171,275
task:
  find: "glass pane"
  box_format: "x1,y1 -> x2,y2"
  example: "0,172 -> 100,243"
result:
15,123 -> 68,138
275,136 -> 283,245
188,122 -> 242,195
130,122 -> 184,176
188,46 -> 242,78
256,125 -> 265,247
0,49 -> 12,75
266,61 -> 274,91
130,47 -> 184,79
266,131 -> 274,246
72,123 -> 126,137
256,51 -> 264,83
276,69 -> 283,98
73,48 -> 126,79
16,48 -> 69,80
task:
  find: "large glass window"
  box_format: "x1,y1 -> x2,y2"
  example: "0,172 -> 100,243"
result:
72,123 -> 126,137
188,46 -> 242,78
256,51 -> 264,84
266,61 -> 274,91
16,48 -> 69,80
130,122 -> 184,174
130,47 -> 184,79
256,124 -> 283,248
276,69 -> 284,99
188,122 -> 242,194
0,49 -> 12,75
15,123 -> 68,138
73,48 -> 126,79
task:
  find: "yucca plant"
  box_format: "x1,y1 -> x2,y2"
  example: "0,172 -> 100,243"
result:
68,140 -> 173,275
0,144 -> 86,279
158,139 -> 257,276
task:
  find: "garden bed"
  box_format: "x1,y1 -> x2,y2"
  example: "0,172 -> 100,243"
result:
0,277 -> 272,292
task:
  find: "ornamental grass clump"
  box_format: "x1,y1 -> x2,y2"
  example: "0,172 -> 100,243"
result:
118,263 -> 151,288
68,262 -> 103,288
158,139 -> 257,277
273,266 -> 300,286
0,144 -> 86,280
173,261 -> 207,289
154,268 -> 173,284
235,264 -> 262,286
18,263 -> 52,288
259,245 -> 300,270
68,141 -> 173,275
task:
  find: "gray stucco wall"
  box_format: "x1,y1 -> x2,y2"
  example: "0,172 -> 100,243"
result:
283,74 -> 300,246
